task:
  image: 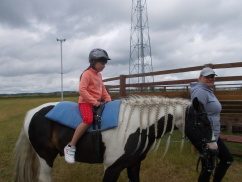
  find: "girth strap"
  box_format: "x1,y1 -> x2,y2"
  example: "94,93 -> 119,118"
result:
92,103 -> 106,162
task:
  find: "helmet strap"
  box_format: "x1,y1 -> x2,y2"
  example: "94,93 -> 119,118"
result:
90,60 -> 97,70
91,65 -> 97,70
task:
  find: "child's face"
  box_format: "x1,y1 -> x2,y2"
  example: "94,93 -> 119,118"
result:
94,61 -> 107,72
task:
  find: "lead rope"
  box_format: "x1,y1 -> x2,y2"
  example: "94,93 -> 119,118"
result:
196,156 -> 201,173
196,147 -> 218,175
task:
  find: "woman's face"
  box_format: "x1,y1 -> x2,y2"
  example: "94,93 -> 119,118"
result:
94,61 -> 107,72
199,74 -> 215,87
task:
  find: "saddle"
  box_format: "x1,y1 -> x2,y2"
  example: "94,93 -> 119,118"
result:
92,103 -> 106,131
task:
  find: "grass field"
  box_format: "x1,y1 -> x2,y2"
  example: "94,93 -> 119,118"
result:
0,96 -> 242,182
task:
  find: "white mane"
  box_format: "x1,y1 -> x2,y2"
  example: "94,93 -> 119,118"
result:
118,95 -> 191,156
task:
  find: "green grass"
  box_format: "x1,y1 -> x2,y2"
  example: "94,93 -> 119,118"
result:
0,96 -> 242,182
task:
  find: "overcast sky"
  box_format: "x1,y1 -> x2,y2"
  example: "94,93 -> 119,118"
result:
0,0 -> 242,94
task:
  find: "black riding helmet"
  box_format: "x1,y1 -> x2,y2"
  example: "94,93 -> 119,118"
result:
80,49 -> 111,80
89,48 -> 111,64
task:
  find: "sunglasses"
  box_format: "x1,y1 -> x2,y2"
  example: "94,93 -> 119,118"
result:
204,75 -> 215,79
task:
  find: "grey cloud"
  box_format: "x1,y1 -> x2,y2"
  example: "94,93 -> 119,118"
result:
0,0 -> 242,94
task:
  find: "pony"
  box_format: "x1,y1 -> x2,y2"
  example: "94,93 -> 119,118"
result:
13,96 -> 217,182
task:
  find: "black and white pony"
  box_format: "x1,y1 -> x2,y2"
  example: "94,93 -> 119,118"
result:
13,96 -> 217,182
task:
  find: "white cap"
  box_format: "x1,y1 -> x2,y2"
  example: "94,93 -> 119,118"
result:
200,67 -> 217,76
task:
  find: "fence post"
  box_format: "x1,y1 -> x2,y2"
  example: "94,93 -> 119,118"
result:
120,75 -> 126,98
226,122 -> 233,133
186,86 -> 189,92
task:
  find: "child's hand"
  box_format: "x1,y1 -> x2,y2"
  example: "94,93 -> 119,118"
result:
95,102 -> 100,107
104,100 -> 111,103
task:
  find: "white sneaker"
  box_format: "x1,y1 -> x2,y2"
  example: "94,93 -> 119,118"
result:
64,145 -> 76,164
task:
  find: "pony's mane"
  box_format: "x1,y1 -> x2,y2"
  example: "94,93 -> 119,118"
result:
122,95 -> 190,106
119,95 -> 191,156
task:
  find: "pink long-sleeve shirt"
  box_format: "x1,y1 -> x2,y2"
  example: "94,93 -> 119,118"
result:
78,68 -> 111,106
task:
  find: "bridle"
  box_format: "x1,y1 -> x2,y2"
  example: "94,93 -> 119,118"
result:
186,107 -> 216,146
186,107 -> 219,173
194,111 -> 216,144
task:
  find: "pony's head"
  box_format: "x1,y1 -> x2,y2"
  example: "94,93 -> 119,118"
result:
185,97 -> 218,152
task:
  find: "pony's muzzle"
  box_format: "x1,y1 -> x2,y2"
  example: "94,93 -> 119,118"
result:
209,148 -> 219,157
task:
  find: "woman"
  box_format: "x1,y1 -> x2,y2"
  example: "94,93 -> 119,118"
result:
190,67 -> 233,182
64,48 -> 112,164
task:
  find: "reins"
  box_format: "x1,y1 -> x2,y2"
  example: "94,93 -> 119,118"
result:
192,110 -> 218,174
196,144 -> 219,175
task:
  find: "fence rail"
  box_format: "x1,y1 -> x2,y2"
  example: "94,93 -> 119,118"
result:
104,62 -> 242,100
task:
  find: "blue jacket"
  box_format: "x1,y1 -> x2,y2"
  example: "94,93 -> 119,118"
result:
190,82 -> 222,140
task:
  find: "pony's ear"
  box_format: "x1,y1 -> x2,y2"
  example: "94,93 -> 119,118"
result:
192,97 -> 200,111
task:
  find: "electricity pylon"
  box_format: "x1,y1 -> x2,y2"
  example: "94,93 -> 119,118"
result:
129,0 -> 154,84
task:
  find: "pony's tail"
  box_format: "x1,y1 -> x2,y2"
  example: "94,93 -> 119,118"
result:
13,127 -> 40,182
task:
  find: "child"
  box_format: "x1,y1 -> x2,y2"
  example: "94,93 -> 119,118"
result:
64,48 -> 112,164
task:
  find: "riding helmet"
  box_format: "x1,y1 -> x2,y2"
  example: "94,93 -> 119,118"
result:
89,48 -> 111,63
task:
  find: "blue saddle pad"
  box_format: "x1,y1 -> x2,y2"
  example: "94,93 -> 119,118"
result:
45,100 -> 121,132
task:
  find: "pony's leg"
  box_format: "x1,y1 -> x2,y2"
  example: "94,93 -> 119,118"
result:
127,161 -> 141,182
102,166 -> 124,182
38,157 -> 53,182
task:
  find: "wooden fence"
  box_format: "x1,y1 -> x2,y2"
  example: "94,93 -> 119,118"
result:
103,62 -> 242,133
104,62 -> 242,99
